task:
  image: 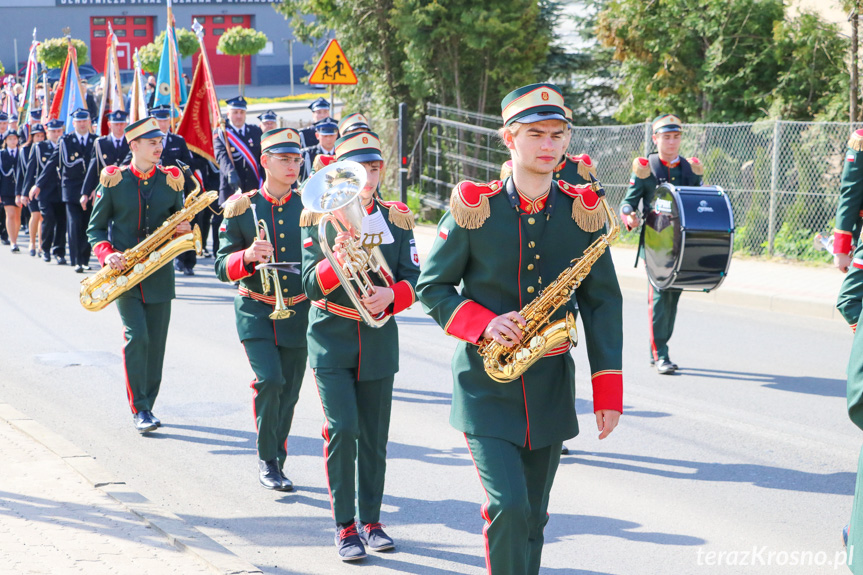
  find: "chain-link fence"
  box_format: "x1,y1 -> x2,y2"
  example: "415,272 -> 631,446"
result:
414,103 -> 863,262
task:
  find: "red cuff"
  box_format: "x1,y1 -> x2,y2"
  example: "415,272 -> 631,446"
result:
316,259 -> 340,295
444,300 -> 498,344
390,280 -> 415,315
93,241 -> 117,266
591,370 -> 623,413
227,251 -> 254,282
834,230 -> 853,255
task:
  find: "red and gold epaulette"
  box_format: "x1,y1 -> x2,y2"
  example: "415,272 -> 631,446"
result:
312,154 -> 335,172
688,156 -> 704,176
299,209 -> 323,227
499,160 -> 513,181
157,164 -> 185,192
632,157 -> 650,179
849,129 -> 863,152
450,180 -> 503,229
379,200 -> 415,230
99,164 -> 125,188
567,153 -> 598,181
222,190 -> 258,219
558,179 -> 607,232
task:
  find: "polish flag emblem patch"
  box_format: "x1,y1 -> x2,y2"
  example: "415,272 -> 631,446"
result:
848,152 -> 856,163
219,222 -> 227,233
303,237 -> 314,248
439,227 -> 449,241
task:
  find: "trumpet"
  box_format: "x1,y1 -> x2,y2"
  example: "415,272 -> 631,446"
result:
250,203 -> 295,320
301,161 -> 395,328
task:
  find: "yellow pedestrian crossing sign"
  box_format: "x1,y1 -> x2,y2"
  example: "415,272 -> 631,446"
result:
308,39 -> 357,85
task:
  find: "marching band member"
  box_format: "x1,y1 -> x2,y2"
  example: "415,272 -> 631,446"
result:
300,131 -> 419,560
16,123 -> 45,257
258,110 -> 278,133
214,128 -> 310,492
299,119 -> 338,182
620,114 -> 703,374
86,117 -> 191,434
0,129 -> 20,252
25,119 -> 65,264
416,83 -> 623,575
833,129 -> 863,332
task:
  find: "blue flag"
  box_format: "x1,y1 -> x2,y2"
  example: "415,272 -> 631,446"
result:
60,60 -> 85,134
153,23 -> 187,112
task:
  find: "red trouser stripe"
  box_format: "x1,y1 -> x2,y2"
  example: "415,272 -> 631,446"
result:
648,283 -> 658,361
122,332 -> 137,414
464,435 -> 493,575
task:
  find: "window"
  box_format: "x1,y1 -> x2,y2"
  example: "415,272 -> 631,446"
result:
214,28 -> 224,36
231,16 -> 245,24
133,30 -> 147,37
115,29 -> 126,37
213,16 -> 224,24
133,17 -> 146,25
93,30 -> 106,38
113,17 -> 126,25
93,18 -> 106,26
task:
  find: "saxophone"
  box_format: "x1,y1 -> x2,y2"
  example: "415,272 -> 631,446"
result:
478,177 -> 620,383
79,175 -> 218,312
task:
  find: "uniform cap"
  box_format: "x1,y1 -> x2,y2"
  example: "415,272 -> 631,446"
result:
2,129 -> 18,140
30,123 -> 45,135
150,106 -> 173,120
315,118 -> 339,135
338,112 -> 371,135
107,110 -> 129,123
652,114 -> 682,134
0,112 -> 8,122
261,128 -> 301,155
226,96 -> 247,110
257,109 -> 277,122
71,108 -> 91,121
335,131 -> 383,164
125,117 -> 164,141
501,83 -> 567,126
309,97 -> 330,111
45,119 -> 64,130
29,109 -> 42,120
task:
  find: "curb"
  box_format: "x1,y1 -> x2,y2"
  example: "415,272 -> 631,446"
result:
0,403 -> 263,575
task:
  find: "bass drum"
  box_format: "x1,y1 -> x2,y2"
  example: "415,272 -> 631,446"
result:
644,184 -> 734,292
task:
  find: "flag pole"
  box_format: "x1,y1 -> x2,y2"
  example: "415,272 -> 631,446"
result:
167,0 -> 175,132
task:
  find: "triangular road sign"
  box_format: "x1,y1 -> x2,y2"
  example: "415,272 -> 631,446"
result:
308,39 -> 357,85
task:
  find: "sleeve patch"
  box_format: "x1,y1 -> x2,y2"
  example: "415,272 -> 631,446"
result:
303,236 -> 314,248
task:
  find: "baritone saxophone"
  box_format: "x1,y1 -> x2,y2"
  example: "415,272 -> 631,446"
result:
79,175 -> 218,311
478,175 -> 620,383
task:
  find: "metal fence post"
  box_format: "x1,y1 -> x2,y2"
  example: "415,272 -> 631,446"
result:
398,102 -> 408,204
768,119 -> 781,256
644,120 -> 652,157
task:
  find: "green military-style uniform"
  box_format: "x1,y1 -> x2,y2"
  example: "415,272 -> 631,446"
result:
417,82 -> 623,575
846,321 -> 863,573
621,127 -> 703,367
214,186 -> 310,470
300,131 -> 420,546
834,130 -> 863,332
87,161 -> 185,416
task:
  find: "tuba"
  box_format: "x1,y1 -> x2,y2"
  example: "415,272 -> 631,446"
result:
301,161 -> 395,328
478,175 -> 620,382
80,174 -> 218,311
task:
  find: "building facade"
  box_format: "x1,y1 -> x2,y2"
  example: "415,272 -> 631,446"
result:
0,0 -> 314,87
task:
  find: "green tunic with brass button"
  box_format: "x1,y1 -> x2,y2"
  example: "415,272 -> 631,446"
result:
834,130 -> 863,332
214,188 -> 309,464
86,164 -> 186,414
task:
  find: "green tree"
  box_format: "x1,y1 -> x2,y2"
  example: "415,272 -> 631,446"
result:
37,37 -> 88,69
217,27 -> 268,95
137,28 -> 200,76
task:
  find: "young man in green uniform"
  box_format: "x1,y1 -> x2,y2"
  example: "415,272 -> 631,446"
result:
416,83 -> 623,575
214,128 -> 310,492
300,131 -> 419,561
833,129 -> 863,332
620,114 -> 703,374
87,117 -> 191,433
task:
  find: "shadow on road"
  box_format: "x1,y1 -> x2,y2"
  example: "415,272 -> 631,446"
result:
681,368 -> 845,398
563,450 -> 854,495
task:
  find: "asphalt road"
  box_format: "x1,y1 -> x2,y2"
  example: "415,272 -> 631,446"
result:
0,246 -> 857,575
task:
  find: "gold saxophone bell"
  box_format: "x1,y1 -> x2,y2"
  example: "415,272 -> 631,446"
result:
301,160 -> 395,328
250,203 -> 295,320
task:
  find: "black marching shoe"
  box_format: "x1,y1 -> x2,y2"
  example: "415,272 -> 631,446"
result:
358,521 -> 395,552
133,411 -> 157,433
259,459 -> 291,491
149,412 -> 161,427
43,253 -> 51,262
74,264 -> 84,273
10,245 -> 19,253
561,444 -> 570,455
29,249 -> 35,257
55,256 -> 66,265
335,522 -> 367,561
82,264 -> 92,271
656,358 -> 677,375
277,463 -> 294,492
183,266 -> 194,276
0,238 -> 9,246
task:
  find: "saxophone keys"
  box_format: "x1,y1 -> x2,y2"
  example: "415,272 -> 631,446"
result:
149,251 -> 162,262
92,287 -> 105,300
133,263 -> 146,275
529,335 -> 545,349
116,276 -> 128,287
515,348 -> 531,362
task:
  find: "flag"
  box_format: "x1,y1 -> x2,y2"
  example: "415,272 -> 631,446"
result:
153,1 -> 187,115
19,30 -> 40,121
2,77 -> 16,119
40,65 -> 50,122
96,25 -> 125,136
128,48 -> 148,124
176,55 -> 218,162
48,41 -> 86,133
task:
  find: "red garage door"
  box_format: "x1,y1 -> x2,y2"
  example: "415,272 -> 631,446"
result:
192,15 -> 251,86
91,16 -> 153,72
